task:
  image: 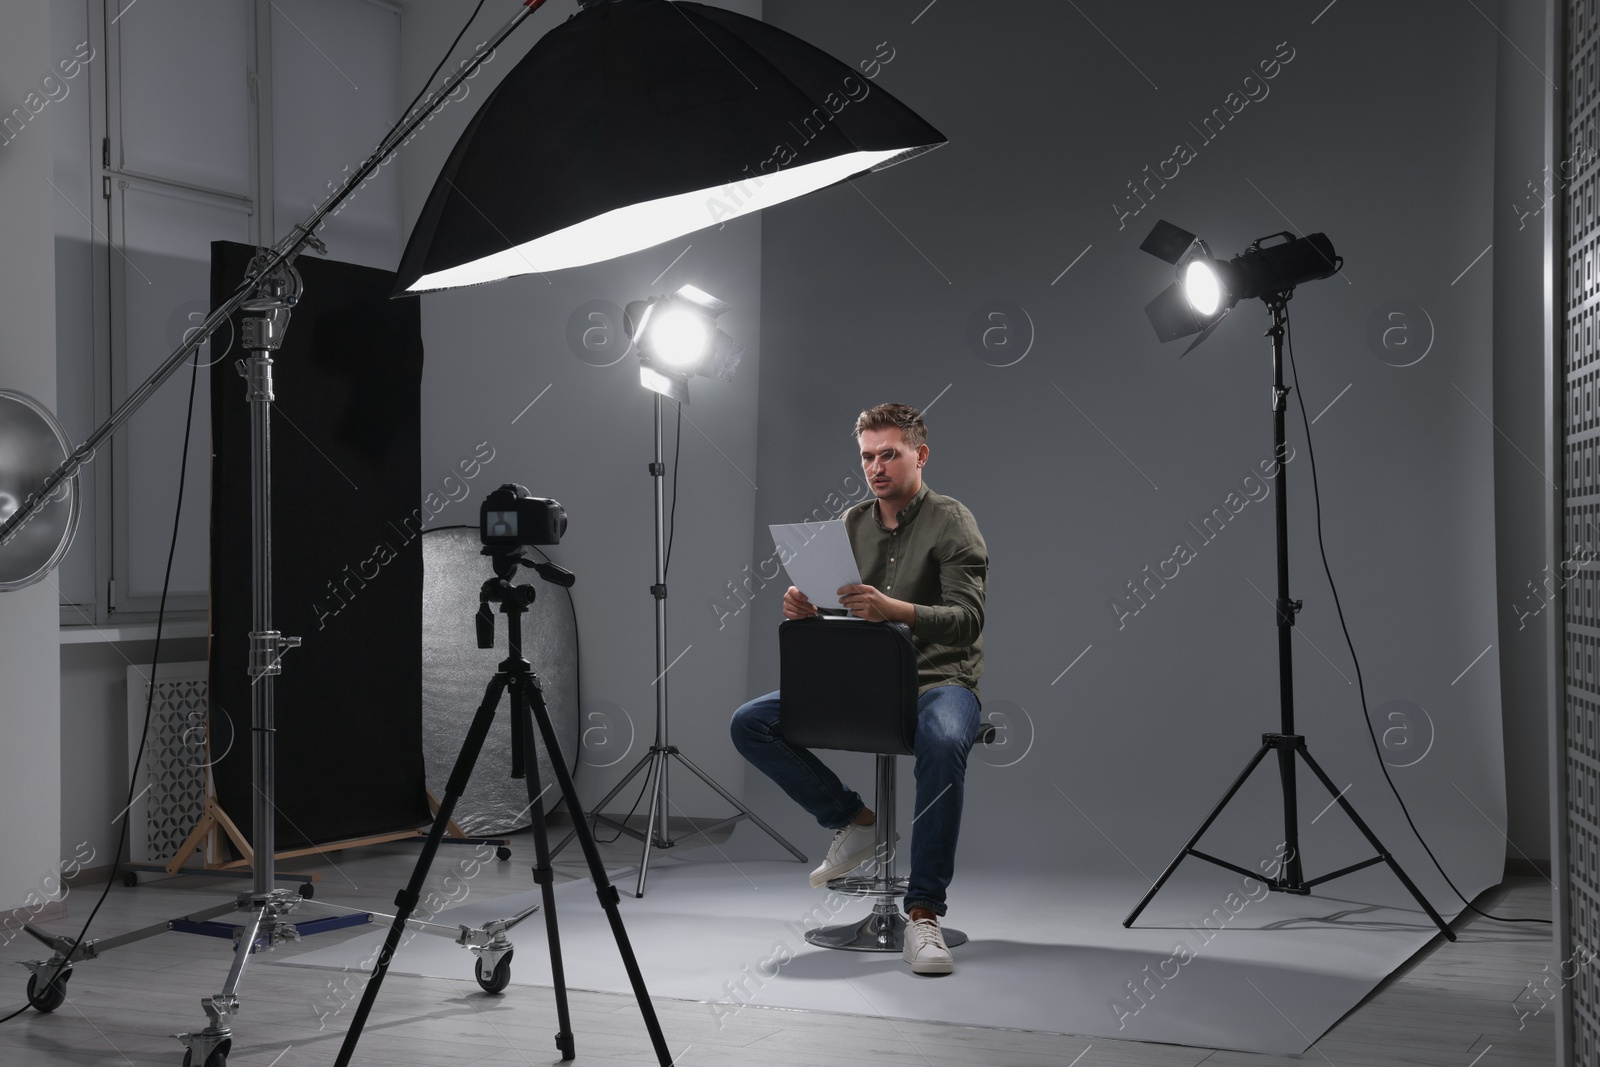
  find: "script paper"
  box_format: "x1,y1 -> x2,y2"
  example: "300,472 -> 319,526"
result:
769,521 -> 861,612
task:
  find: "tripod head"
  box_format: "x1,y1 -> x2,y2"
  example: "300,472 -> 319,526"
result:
476,546 -> 575,650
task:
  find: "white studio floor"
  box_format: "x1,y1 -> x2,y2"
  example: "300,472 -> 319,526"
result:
279,845 -> 1476,1056
0,825 -> 1554,1067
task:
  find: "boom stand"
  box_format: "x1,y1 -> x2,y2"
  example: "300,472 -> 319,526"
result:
334,550 -> 672,1067
170,270 -> 308,1063
2,8 -> 557,1063
552,391 -> 805,895
16,266 -> 382,1067
1121,294 -> 1456,943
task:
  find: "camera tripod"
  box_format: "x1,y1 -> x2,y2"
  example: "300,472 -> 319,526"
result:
334,549 -> 671,1066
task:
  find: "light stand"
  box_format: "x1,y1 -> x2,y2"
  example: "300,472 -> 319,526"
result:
1121,291 -> 1456,942
554,389 -> 807,894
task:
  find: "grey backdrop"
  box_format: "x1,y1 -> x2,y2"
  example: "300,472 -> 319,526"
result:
727,0 -> 1508,908
399,0 -> 1510,908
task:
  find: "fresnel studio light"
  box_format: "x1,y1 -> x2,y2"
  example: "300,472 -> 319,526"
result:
1139,218 -> 1341,354
1123,219 -> 1455,950
627,284 -> 743,404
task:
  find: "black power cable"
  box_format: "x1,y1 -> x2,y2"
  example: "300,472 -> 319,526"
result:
1284,307 -> 1549,926
592,765 -> 654,846
663,400 -> 683,576
1,0 -> 517,1025
598,402 -> 682,844
390,0 -> 489,151
1,355 -> 202,1026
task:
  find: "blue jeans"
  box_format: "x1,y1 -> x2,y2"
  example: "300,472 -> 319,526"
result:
729,685 -> 981,917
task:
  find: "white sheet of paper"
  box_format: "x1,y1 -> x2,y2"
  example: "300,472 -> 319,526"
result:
769,520 -> 861,611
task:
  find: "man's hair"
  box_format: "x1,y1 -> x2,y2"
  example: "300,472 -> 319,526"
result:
853,403 -> 927,450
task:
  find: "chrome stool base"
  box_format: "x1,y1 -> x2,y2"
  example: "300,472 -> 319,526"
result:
805,755 -> 972,953
804,905 -> 968,952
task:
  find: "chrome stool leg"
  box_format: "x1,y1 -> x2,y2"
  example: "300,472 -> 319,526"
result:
805,755 -> 967,952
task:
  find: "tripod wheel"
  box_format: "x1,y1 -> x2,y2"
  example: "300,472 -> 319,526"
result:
25,970 -> 69,1013
122,870 -> 138,888
476,950 -> 513,994
298,882 -> 315,900
496,846 -> 512,861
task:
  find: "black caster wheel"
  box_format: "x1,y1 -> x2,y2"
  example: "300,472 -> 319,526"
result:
25,970 -> 69,1013
298,882 -> 315,900
475,950 -> 513,994
122,870 -> 138,888
496,846 -> 512,861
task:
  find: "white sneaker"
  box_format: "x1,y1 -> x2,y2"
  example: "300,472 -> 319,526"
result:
809,819 -> 878,888
903,917 -> 953,975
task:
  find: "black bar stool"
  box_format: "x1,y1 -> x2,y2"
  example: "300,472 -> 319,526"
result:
778,616 -> 994,952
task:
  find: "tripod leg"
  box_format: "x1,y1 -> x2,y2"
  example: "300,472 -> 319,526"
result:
523,681 -> 674,1066
670,750 -> 808,862
1123,741 -> 1275,928
334,674 -> 508,1067
511,676 -> 576,1061
1275,742 -> 1305,887
635,749 -> 666,898
1293,745 -> 1457,942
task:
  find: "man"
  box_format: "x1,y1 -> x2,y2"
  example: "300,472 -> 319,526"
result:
730,402 -> 988,975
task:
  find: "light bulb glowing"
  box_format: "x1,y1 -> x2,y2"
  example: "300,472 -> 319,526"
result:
648,309 -> 711,368
1183,260 -> 1223,315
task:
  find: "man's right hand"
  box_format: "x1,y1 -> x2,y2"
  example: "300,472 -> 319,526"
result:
783,585 -> 818,620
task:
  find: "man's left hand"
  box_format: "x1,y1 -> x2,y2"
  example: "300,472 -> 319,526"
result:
837,583 -> 913,626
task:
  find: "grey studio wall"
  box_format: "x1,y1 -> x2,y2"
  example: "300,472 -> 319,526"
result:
731,0 -> 1514,910
0,3 -> 60,913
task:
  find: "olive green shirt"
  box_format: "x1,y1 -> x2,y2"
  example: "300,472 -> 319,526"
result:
842,484 -> 987,701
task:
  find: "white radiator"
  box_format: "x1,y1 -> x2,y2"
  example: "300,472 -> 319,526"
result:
125,661 -> 213,867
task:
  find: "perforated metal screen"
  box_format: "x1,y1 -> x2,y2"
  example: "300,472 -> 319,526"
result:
125,663 -> 210,867
1569,1 -> 1600,1059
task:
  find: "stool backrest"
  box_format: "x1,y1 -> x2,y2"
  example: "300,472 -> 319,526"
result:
778,617 -> 919,755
